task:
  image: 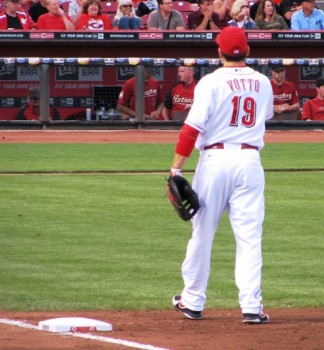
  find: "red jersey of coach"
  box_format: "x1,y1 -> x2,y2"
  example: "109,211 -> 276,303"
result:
117,76 -> 164,116
164,80 -> 197,118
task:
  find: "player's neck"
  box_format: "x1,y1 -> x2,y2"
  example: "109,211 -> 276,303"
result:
273,79 -> 284,86
222,62 -> 246,68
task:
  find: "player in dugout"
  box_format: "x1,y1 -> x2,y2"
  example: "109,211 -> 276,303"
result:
161,66 -> 197,121
117,66 -> 164,120
270,64 -> 300,120
17,87 -> 60,121
301,77 -> 324,121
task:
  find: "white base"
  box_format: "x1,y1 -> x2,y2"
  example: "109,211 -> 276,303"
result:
38,317 -> 113,333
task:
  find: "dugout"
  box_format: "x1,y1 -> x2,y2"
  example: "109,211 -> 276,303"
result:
0,30 -> 323,129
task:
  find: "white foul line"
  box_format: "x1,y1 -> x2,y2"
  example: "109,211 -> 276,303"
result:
0,318 -> 171,350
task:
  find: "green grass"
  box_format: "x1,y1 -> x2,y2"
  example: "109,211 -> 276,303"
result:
0,143 -> 323,173
0,143 -> 323,311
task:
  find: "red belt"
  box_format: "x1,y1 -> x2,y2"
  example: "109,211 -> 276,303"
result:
204,143 -> 258,151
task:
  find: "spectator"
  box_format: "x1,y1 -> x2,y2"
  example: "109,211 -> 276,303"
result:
291,0 -> 324,30
279,0 -> 301,28
112,0 -> 142,29
270,64 -> 300,119
17,87 -> 60,121
147,0 -> 185,30
117,67 -> 164,120
0,0 -> 36,29
227,0 -> 257,29
36,0 -> 75,30
28,0 -> 48,23
254,0 -> 289,29
213,0 -> 234,28
301,77 -> 324,121
250,0 -> 283,20
76,0 -> 112,30
188,0 -> 221,30
68,0 -> 85,25
162,66 -> 197,120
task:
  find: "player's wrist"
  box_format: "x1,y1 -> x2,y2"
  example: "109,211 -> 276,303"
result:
170,167 -> 182,177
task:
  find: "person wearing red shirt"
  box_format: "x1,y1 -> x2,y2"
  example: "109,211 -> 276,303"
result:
36,0 -> 75,30
188,0 -> 221,30
162,66 -> 197,121
270,64 -> 300,120
301,77 -> 324,121
0,0 -> 35,30
76,0 -> 111,30
17,87 -> 60,121
117,67 -> 164,120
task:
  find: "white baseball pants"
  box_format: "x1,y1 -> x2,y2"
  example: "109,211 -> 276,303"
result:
180,144 -> 265,314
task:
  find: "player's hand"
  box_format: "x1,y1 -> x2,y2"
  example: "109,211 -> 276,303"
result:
149,110 -> 161,120
274,104 -> 289,114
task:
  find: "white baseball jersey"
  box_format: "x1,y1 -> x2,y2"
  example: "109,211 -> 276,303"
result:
185,66 -> 273,149
178,66 -> 273,315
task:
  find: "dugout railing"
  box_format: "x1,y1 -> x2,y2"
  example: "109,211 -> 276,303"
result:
0,57 -> 323,130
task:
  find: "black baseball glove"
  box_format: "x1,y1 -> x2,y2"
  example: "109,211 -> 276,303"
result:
167,175 -> 200,221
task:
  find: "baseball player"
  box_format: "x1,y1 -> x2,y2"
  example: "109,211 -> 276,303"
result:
301,77 -> 324,121
162,66 -> 197,120
16,87 -> 60,121
270,65 -> 300,118
117,66 -> 164,120
170,26 -> 273,323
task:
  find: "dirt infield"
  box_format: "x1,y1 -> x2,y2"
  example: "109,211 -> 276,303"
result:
1,129 -> 324,144
1,129 -> 323,350
1,309 -> 323,350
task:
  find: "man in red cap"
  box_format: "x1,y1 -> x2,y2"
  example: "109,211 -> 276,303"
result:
301,77 -> 324,121
171,26 -> 273,324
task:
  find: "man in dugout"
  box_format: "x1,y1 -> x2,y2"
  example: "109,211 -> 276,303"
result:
17,87 -> 60,121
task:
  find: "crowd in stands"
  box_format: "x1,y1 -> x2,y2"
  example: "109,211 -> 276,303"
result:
0,0 -> 323,30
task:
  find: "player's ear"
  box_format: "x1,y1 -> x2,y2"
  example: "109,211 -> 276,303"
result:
246,46 -> 250,57
217,48 -> 222,58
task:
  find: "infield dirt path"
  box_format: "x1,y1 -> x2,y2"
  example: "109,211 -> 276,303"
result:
0,129 -> 323,350
1,129 -> 324,144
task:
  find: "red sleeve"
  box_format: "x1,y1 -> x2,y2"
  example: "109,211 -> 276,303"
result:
291,85 -> 300,105
0,17 -> 7,30
175,123 -> 199,157
76,14 -> 87,29
36,15 -> 45,29
103,14 -> 112,29
157,82 -> 164,105
118,80 -> 133,106
301,100 -> 311,120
